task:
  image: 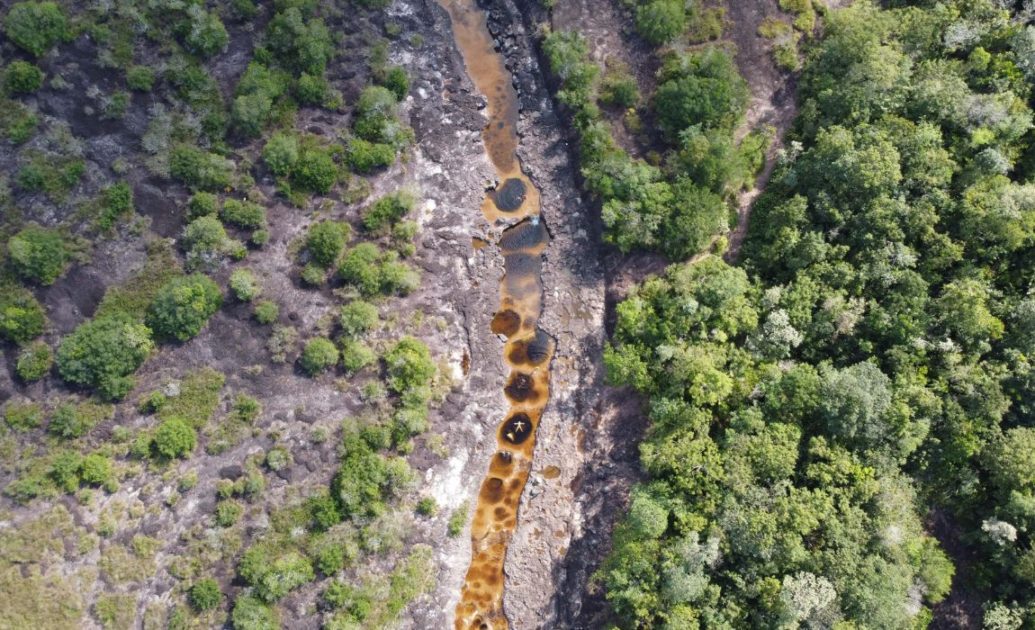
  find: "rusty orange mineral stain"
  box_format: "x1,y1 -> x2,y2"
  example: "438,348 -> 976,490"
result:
438,0 -> 555,627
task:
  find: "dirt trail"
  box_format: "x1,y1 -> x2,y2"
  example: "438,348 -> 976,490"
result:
723,0 -> 799,261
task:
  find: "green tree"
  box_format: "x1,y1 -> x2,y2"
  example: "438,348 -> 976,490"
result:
654,48 -> 749,136
56,315 -> 154,400
7,225 -> 69,285
385,337 -> 434,394
4,1 -> 67,57
146,274 -> 223,342
362,191 -> 415,233
266,7 -> 333,75
183,6 -> 228,58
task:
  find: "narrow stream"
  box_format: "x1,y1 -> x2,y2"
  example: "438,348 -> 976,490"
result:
436,0 -> 556,628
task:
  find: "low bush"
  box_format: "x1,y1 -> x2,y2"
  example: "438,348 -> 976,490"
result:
189,578 -> 222,611
79,453 -> 113,486
56,314 -> 154,400
170,144 -> 235,190
49,400 -> 113,439
4,1 -> 67,57
231,594 -> 278,630
7,225 -> 69,285
146,274 -> 223,342
16,340 -> 52,381
182,6 -> 228,58
362,191 -> 414,233
230,268 -> 261,301
4,60 -> 44,93
301,337 -> 338,375
153,417 -> 197,458
0,286 -> 47,342
262,132 -> 299,177
340,338 -> 376,373
339,300 -> 378,336
306,221 -> 350,267
253,300 -> 279,324
346,137 -> 396,173
4,401 -> 42,430
126,66 -> 155,91
220,199 -> 266,229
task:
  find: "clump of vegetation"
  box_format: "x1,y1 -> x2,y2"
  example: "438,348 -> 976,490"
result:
229,268 -> 261,301
4,60 -> 44,94
16,341 -> 53,381
305,220 -> 351,267
56,314 -> 154,400
301,337 -> 338,375
4,1 -> 68,57
447,502 -> 467,537
0,286 -> 47,342
152,417 -> 197,459
170,144 -> 235,190
189,578 -> 221,611
362,190 -> 415,233
49,399 -> 113,439
4,400 -> 43,430
337,243 -> 420,297
7,225 -> 70,285
126,66 -> 155,91
253,299 -> 279,324
182,216 -> 243,269
339,300 -> 378,337
634,0 -> 685,45
146,274 -> 222,342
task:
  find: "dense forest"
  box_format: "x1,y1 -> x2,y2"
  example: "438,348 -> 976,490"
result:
547,0 -> 1035,627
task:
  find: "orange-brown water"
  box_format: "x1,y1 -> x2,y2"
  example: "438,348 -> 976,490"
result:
438,0 -> 555,628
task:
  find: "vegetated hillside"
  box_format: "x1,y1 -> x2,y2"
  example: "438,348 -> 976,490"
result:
547,0 -> 1035,627
0,0 -> 468,627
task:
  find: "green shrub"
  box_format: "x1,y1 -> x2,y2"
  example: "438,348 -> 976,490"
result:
266,7 -> 333,74
146,274 -> 223,342
332,429 -> 414,517
126,66 -> 155,91
4,60 -> 44,93
306,221 -> 350,267
416,496 -> 437,516
231,63 -> 290,137
215,500 -> 243,527
339,300 -> 378,336
265,446 -> 291,471
153,417 -> 197,458
340,338 -> 376,373
4,401 -> 42,430
262,132 -> 299,177
170,144 -> 235,190
182,216 -> 235,269
246,549 -> 315,602
229,268 -> 261,301
0,286 -> 47,342
301,262 -> 326,287
16,340 -> 52,381
380,66 -> 409,100
599,65 -> 639,108
56,315 -> 154,400
301,337 -> 338,375
220,199 -> 266,229
253,300 -> 279,324
187,192 -> 220,219
307,493 -> 342,531
293,145 -> 338,193
231,595 -> 277,630
183,7 -> 229,58
654,48 -> 749,135
385,337 -> 434,394
346,138 -> 395,173
231,393 -> 262,423
98,182 -> 134,230
447,502 -> 468,537
635,0 -> 685,45
7,225 -> 69,285
362,191 -> 414,233
295,72 -> 328,105
49,400 -> 113,439
4,1 -> 67,57
80,453 -> 113,486
354,86 -> 406,145
337,243 -> 381,295
189,578 -> 222,611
